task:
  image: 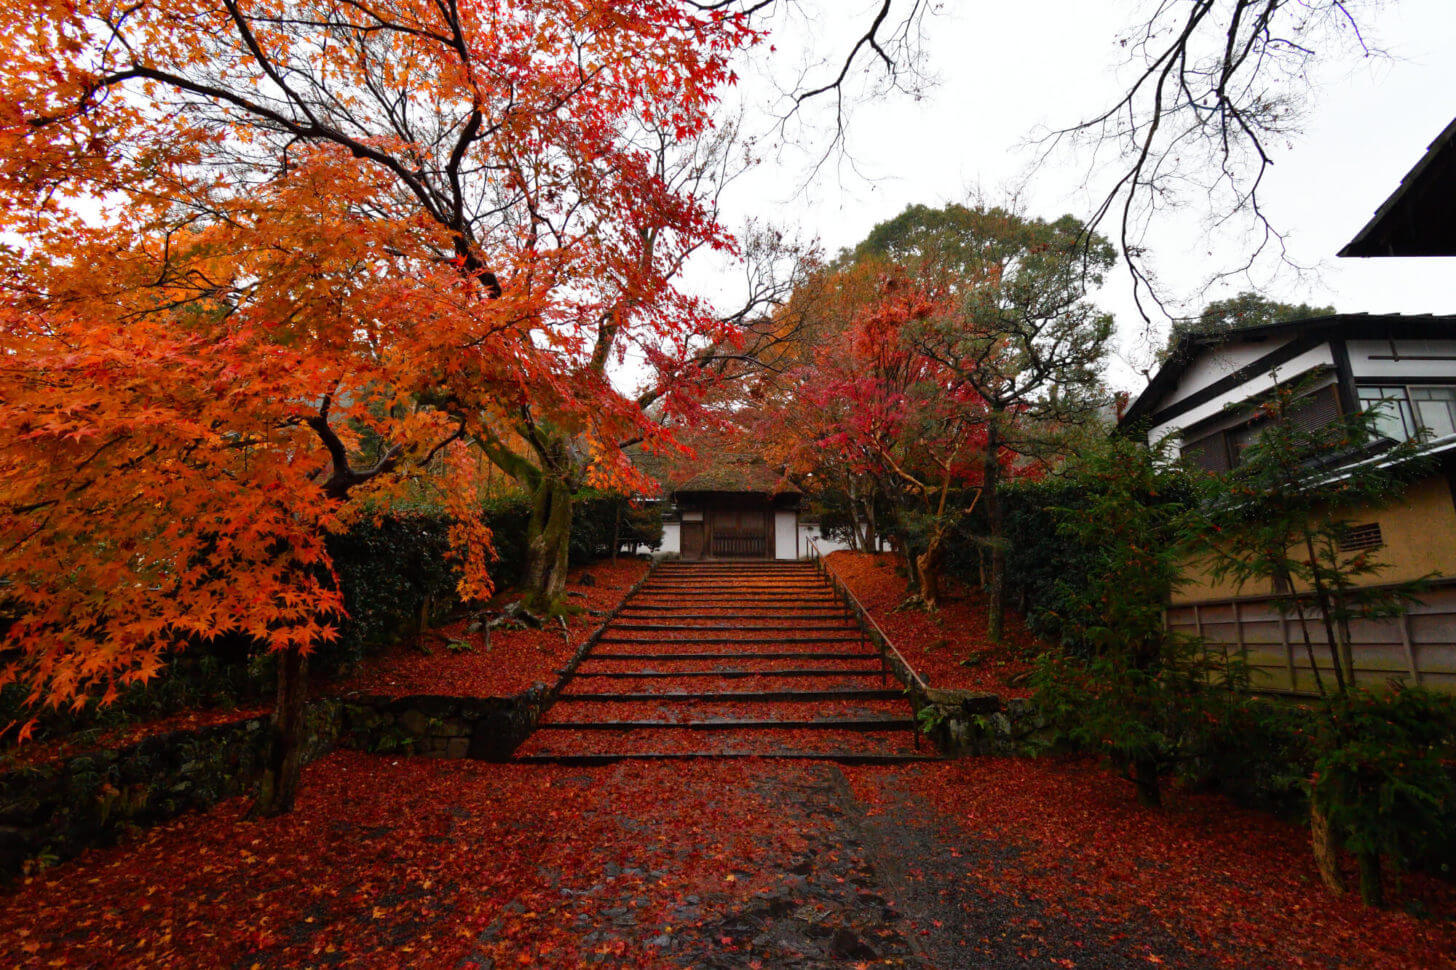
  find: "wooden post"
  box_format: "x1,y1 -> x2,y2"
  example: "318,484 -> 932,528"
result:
1398,610 -> 1421,685
1279,605 -> 1297,693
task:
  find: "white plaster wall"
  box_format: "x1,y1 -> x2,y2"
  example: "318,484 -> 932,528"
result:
774,511 -> 799,559
1346,340 -> 1456,382
1162,337 -> 1296,408
659,521 -> 680,556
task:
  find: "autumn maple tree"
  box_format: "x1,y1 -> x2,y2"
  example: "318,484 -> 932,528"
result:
0,0 -> 757,811
760,262 -> 1000,609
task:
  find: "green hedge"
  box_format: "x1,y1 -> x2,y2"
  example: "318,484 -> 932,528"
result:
321,490 -> 661,673
940,477 -> 1196,650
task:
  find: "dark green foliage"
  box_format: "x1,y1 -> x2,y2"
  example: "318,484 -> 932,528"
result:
947,472 -> 1196,649
568,492 -> 664,564
1313,687 -> 1456,883
1162,293 -> 1338,364
0,647 -> 275,749
992,478 -> 1103,645
1029,436 -> 1246,806
323,513 -> 461,666
1189,697 -> 1319,816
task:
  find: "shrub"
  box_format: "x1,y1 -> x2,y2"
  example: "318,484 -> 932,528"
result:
1313,686 -> 1456,905
1028,434 -> 1244,807
1188,697 -> 1319,817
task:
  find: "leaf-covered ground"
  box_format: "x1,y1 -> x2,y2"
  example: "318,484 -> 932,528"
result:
4,750 -> 1453,968
338,558 -> 649,698
825,552 -> 1039,697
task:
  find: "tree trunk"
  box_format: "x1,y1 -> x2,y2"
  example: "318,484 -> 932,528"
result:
892,530 -> 920,589
1310,799 -> 1345,894
1303,535 -> 1347,696
984,424 -> 1006,642
251,647 -> 309,818
916,534 -> 944,610
847,480 -> 864,552
1357,849 -> 1384,907
522,475 -> 572,613
1131,757 -> 1162,808
610,498 -> 622,563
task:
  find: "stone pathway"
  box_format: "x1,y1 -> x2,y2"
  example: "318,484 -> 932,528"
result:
515,561 -> 931,762
451,759 -> 1213,969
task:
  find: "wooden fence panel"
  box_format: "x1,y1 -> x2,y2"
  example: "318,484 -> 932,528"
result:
1166,581 -> 1456,696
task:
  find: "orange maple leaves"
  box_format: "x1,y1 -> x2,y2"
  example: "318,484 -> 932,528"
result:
0,1 -> 758,717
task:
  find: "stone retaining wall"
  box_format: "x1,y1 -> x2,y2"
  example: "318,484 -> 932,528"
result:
810,557 -> 1049,758
0,699 -> 341,879
914,688 -> 1050,757
337,689 -> 549,760
0,562 -> 659,880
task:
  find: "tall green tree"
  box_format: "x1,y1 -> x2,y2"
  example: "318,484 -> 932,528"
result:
1032,434 -> 1241,807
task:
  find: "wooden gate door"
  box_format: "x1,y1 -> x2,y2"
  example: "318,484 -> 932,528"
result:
680,521 -> 705,560
710,500 -> 768,558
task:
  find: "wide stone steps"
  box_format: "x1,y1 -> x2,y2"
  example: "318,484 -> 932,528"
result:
513,560 -> 929,763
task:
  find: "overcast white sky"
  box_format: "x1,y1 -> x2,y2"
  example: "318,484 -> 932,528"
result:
684,0 -> 1456,394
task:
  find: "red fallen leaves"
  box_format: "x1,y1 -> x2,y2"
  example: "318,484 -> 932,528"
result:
0,753 -> 816,968
339,560 -> 648,698
825,551 -> 1038,696
841,758 -> 1456,970
515,727 -> 922,757
4,752 -> 1450,967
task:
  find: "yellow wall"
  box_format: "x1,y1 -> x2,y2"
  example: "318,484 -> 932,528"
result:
1172,472 -> 1456,605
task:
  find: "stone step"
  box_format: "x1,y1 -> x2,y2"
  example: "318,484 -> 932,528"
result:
609,622 -> 860,632
566,668 -> 884,679
629,594 -> 841,600
598,635 -> 862,646
555,688 -> 903,703
534,717 -> 916,731
513,752 -> 936,765
587,651 -> 881,661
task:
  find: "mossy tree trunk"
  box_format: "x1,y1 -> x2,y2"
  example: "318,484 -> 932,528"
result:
983,422 -> 1006,642
1310,799 -> 1345,894
251,647 -> 309,818
916,533 -> 944,610
522,473 -> 573,613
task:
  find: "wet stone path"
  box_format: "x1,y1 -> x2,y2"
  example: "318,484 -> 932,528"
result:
446,759 -> 1209,970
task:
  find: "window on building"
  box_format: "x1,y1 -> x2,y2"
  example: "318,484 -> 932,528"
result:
1410,386 -> 1456,439
1357,384 -> 1456,441
1358,385 -> 1418,440
1181,384 -> 1342,474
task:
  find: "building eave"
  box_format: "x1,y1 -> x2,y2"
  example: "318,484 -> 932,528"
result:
1340,115 -> 1456,258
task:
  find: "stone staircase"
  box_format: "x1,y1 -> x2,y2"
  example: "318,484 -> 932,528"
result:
513,561 -> 932,764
